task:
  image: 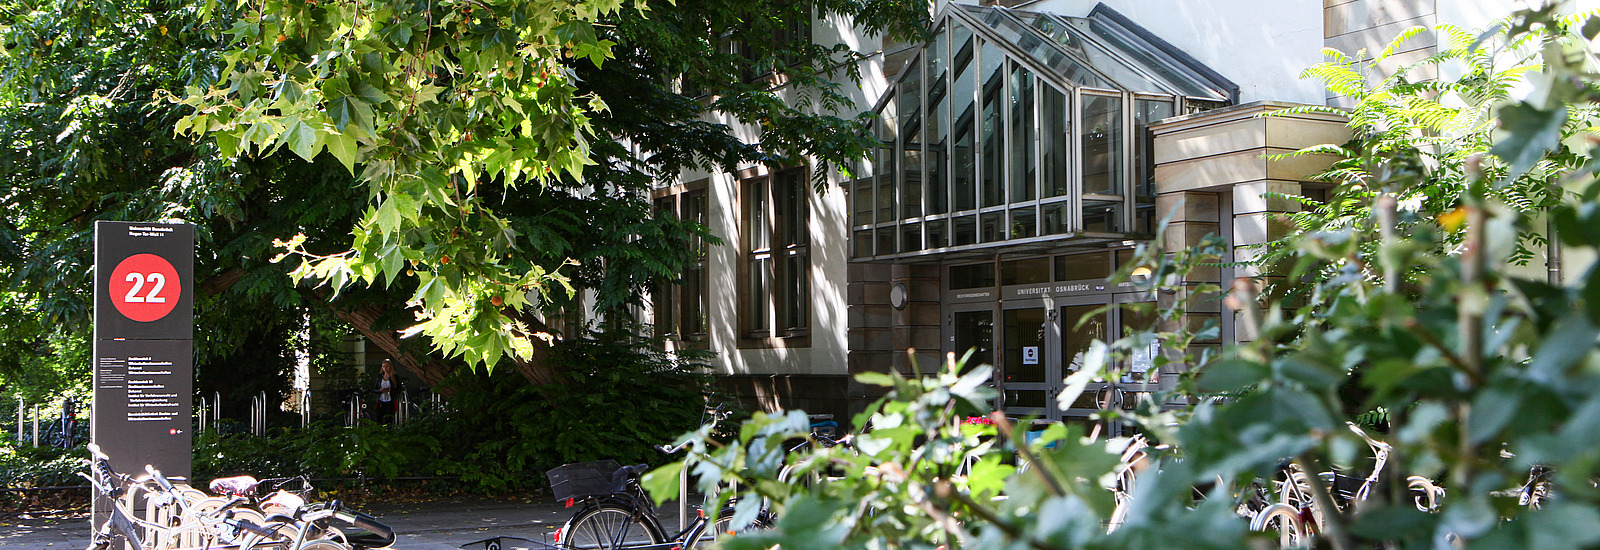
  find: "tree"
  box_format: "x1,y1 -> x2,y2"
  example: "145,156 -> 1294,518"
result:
174,0 -> 930,375
650,6 -> 1600,549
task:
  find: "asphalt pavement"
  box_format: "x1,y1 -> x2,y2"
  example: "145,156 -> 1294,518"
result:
0,496 -> 696,550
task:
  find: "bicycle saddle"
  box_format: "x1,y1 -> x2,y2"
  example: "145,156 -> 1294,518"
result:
614,464 -> 650,480
210,476 -> 261,496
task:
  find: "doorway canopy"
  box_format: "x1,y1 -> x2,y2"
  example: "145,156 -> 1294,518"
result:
851,3 -> 1237,262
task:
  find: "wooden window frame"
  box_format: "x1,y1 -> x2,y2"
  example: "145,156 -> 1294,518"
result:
651,179 -> 711,349
738,166 -> 812,349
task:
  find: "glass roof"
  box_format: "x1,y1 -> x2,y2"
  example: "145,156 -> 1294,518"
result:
946,3 -> 1234,102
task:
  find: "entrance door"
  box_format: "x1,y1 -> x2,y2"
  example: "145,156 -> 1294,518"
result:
1000,301 -> 1055,420
949,303 -> 994,374
1057,298 -> 1110,427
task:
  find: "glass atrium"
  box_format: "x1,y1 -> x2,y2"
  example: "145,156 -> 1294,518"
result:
851,4 -> 1236,261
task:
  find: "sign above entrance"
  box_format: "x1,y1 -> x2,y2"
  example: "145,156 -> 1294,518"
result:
1003,279 -> 1138,301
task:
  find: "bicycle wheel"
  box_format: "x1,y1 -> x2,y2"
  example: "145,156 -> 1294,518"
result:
710,506 -> 772,542
1250,503 -> 1310,548
297,539 -> 351,550
560,505 -> 664,550
236,520 -> 300,550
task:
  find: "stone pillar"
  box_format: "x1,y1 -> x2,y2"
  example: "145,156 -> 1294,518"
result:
846,262 -> 894,413
890,264 -> 943,375
1230,180 -> 1304,344
1153,191 -> 1224,392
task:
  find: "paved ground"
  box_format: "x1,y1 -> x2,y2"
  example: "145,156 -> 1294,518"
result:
0,496 -> 697,550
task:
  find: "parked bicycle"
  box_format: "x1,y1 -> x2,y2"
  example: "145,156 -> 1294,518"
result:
1248,423 -> 1444,547
81,444 -> 282,550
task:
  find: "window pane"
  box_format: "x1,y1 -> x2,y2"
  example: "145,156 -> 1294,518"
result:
1003,308 -> 1047,383
980,210 -> 1005,242
876,95 -> 898,221
781,252 -> 808,331
953,214 -> 978,246
1001,257 -> 1050,285
777,170 -> 808,247
1134,99 -> 1170,236
949,263 -> 994,289
853,175 -> 874,226
877,226 -> 897,255
927,30 -> 949,216
683,264 -> 707,339
901,222 -> 923,252
951,25 -> 977,213
747,258 -> 767,334
1082,199 -> 1124,233
1136,204 -> 1156,235
1134,99 -> 1172,198
925,218 -> 948,249
1054,252 -> 1111,281
953,309 -> 993,372
684,190 -> 708,247
1041,201 -> 1071,235
1082,94 -> 1123,196
1010,206 -> 1037,239
979,41 -> 1005,208
876,146 -> 896,223
747,180 -> 769,251
1008,65 -> 1036,203
900,57 -> 923,219
853,229 -> 874,258
1061,304 -> 1107,373
1042,87 -> 1071,197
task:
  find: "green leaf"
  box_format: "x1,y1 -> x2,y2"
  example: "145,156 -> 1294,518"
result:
1467,387 -> 1521,445
640,460 -> 683,507
373,199 -> 403,236
325,132 -> 359,174
1528,312 -> 1599,386
1194,358 -> 1267,393
282,118 -> 320,161
328,95 -> 358,131
1491,103 -> 1566,183
854,371 -> 897,388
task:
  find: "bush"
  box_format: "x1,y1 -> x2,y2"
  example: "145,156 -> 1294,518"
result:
193,327 -> 708,495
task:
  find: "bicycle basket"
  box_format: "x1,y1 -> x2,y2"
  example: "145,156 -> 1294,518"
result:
546,460 -> 626,501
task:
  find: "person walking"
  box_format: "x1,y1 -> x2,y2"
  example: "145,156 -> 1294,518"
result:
375,359 -> 398,424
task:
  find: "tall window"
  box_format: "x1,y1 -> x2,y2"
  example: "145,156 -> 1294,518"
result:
652,184 -> 709,344
742,167 -> 810,346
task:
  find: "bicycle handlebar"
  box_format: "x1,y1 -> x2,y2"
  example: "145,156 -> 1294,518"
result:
342,510 -> 395,542
145,465 -> 177,492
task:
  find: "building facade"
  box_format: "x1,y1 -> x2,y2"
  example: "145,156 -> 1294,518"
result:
651,0 -> 1545,426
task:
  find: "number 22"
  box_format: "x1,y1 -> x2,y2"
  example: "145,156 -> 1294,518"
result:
123,273 -> 167,303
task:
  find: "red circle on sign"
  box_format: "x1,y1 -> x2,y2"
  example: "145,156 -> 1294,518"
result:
109,253 -> 180,322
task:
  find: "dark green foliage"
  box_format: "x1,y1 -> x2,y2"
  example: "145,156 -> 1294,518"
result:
434,329 -> 710,491
193,329 -> 708,494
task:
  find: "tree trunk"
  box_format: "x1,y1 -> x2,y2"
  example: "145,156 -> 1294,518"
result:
320,299 -> 568,391
199,268 -> 567,390
320,301 -> 460,391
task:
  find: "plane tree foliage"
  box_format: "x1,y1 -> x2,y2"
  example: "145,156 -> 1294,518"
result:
649,6 -> 1600,549
1,0 -> 931,393
173,0 -> 930,374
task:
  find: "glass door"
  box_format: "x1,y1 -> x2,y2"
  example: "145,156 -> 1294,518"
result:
950,305 -> 995,372
1058,298 -> 1109,426
1000,300 -> 1055,420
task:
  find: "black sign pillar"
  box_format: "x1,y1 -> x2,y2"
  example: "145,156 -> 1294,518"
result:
92,221 -> 194,526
